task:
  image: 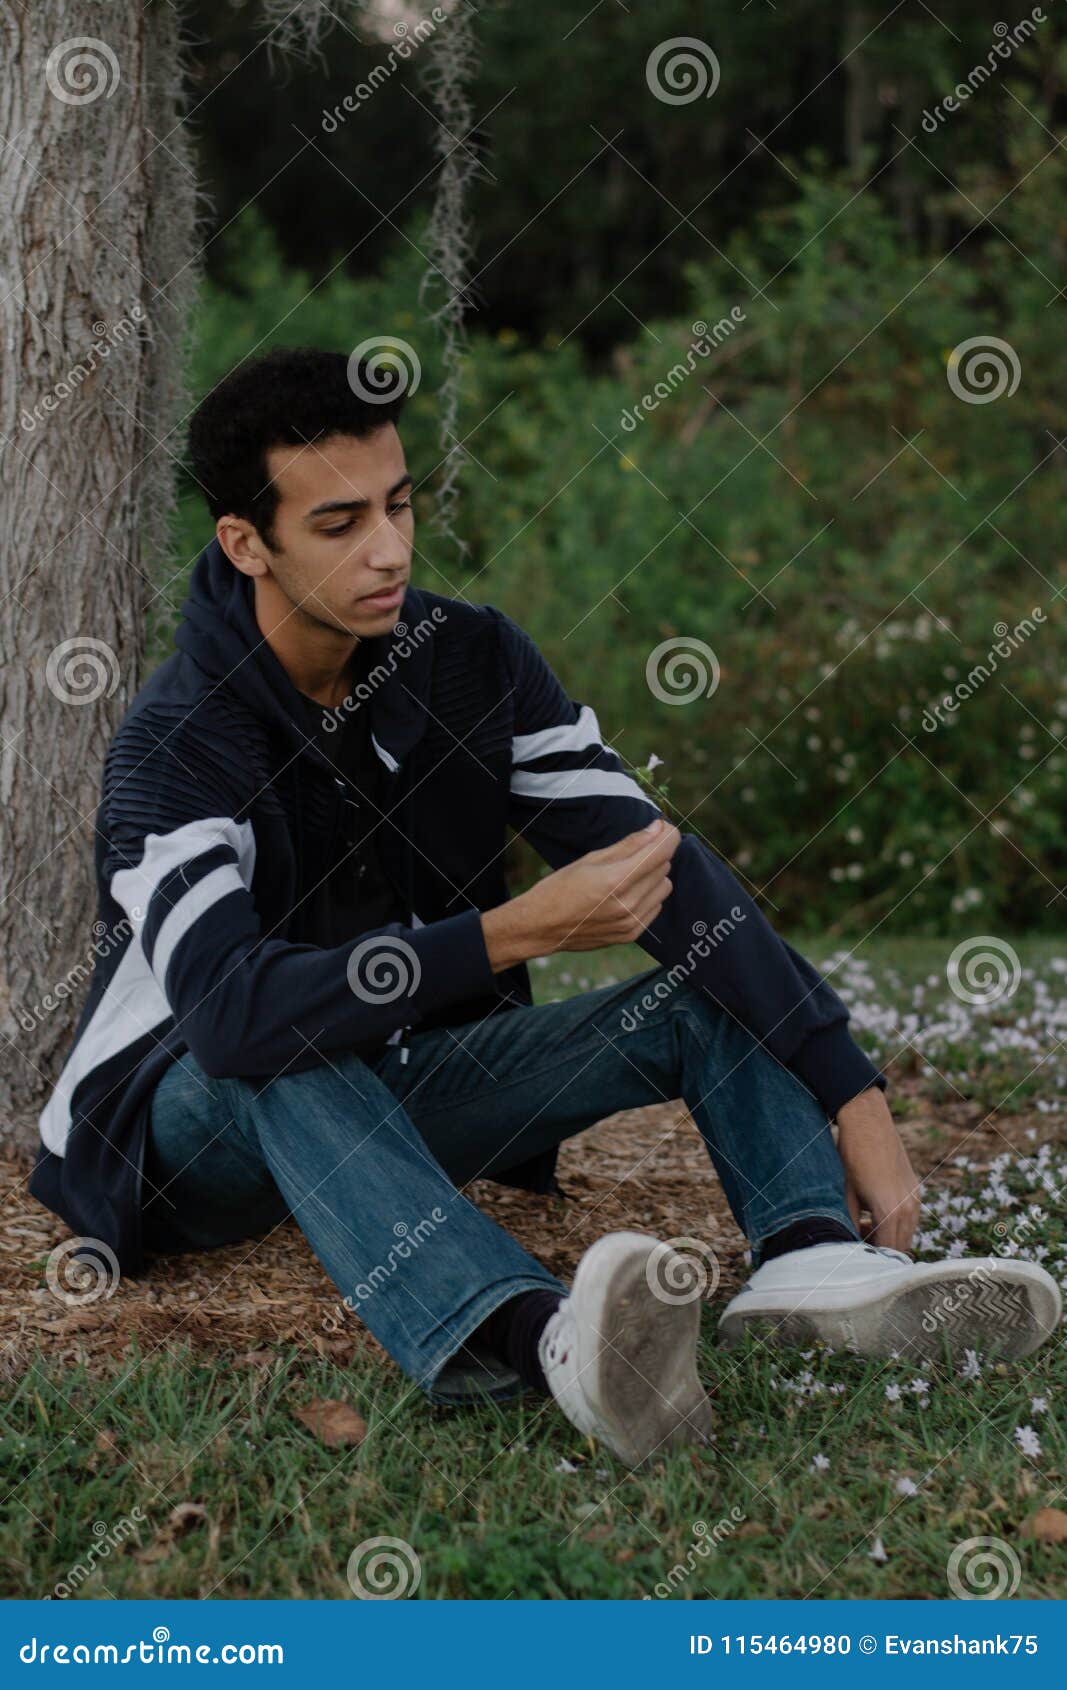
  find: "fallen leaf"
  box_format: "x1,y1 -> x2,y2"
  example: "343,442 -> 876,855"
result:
167,1502 -> 208,1536
87,1427 -> 125,1469
293,1398 -> 367,1448
134,1502 -> 210,1564
1022,1507 -> 1067,1543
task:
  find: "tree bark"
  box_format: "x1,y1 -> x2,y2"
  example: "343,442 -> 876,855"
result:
843,5 -> 875,183
0,2 -> 192,1150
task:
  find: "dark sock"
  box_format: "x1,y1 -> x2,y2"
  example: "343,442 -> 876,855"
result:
472,1288 -> 563,1396
759,1216 -> 857,1265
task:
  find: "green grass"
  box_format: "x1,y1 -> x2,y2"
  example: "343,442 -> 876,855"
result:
3,937 -> 1066,1599
2,1314 -> 1064,1600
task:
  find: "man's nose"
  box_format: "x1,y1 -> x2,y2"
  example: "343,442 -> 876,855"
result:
364,512 -> 410,569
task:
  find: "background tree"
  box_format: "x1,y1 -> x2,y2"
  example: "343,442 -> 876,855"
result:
0,1 -> 199,1149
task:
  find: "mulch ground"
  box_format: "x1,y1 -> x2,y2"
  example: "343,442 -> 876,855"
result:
0,1087 -> 1048,1384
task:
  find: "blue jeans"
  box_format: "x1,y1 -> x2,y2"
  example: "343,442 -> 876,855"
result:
143,964 -> 857,1404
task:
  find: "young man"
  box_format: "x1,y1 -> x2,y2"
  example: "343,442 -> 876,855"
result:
31,348 -> 1061,1468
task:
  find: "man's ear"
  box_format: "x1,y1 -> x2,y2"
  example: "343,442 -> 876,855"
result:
216,515 -> 270,579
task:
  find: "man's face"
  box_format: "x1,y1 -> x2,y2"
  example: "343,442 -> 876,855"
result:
260,424 -> 414,638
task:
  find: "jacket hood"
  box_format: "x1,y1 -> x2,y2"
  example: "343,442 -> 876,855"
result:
174,535 -> 435,770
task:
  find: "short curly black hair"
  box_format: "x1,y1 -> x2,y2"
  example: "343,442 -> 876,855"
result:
186,346 -> 407,548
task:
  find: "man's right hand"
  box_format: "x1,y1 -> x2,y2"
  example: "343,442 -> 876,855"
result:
480,818 -> 681,972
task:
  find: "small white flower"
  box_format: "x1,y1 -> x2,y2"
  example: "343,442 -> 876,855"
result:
894,1476 -> 918,1496
555,1456 -> 581,1474
645,753 -> 664,773
1014,1424 -> 1042,1459
810,1452 -> 831,1473
1030,1395 -> 1048,1416
960,1349 -> 982,1381
910,1377 -> 931,1396
884,1383 -> 902,1403
868,1535 -> 888,1563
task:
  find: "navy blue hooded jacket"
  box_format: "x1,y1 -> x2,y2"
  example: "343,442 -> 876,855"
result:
30,536 -> 883,1273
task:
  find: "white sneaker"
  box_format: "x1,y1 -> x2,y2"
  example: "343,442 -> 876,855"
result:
718,1241 -> 1062,1362
538,1231 -> 714,1468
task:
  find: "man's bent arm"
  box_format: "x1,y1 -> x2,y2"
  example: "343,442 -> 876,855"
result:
104,718 -> 495,1078
492,606 -> 885,1120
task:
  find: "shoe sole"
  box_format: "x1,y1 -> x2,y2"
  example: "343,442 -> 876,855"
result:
572,1231 -> 714,1469
718,1257 -> 1062,1362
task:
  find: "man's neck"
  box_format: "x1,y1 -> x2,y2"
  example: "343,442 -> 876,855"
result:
252,574 -> 359,709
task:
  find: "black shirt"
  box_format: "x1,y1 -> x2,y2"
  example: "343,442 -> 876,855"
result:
295,671 -> 408,943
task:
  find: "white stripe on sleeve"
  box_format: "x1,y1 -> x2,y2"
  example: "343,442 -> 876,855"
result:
511,703 -> 603,766
509,767 -> 660,806
110,816 -> 256,949
149,862 -> 249,991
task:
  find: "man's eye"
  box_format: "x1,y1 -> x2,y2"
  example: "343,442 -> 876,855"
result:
323,522 -> 354,536
390,500 -> 413,514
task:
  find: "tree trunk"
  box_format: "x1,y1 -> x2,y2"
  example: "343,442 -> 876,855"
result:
0,2 -> 197,1152
843,4 -> 875,183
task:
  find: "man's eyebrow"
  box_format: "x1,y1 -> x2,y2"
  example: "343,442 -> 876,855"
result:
305,473 -> 413,521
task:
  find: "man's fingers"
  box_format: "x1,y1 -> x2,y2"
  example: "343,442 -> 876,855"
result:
844,1176 -> 863,1234
588,818 -> 678,868
621,875 -> 672,930
611,829 -> 680,892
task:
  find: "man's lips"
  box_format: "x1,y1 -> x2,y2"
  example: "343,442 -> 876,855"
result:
357,582 -> 406,608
